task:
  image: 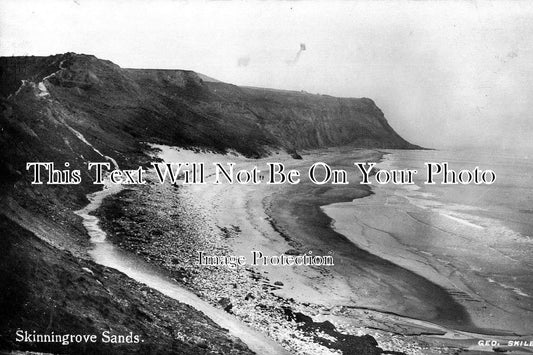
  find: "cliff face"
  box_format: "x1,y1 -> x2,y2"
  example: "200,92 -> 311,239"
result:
121,66 -> 419,152
210,84 -> 416,150
0,52 -> 421,212
0,53 -> 418,168
0,54 -> 260,354
0,53 -> 409,354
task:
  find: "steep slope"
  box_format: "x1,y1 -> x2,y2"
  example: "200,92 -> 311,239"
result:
0,52 -> 421,243
0,53 -> 416,354
122,67 -> 419,153
0,215 -> 253,354
1,53 -> 419,165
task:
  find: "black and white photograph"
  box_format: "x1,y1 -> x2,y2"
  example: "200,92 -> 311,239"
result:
0,1 -> 532,354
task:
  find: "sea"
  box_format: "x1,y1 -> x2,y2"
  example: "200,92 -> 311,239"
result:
323,148 -> 533,334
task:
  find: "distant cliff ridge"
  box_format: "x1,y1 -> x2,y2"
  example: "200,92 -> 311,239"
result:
0,53 -> 419,167
0,53 -> 417,354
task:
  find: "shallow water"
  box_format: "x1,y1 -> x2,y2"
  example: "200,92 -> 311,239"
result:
323,148 -> 533,334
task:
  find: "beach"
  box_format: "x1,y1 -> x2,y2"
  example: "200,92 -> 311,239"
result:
323,149 -> 533,335
91,145 -> 519,354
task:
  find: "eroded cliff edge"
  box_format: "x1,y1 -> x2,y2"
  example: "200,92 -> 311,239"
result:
1,53 -> 419,163
0,53 -> 420,354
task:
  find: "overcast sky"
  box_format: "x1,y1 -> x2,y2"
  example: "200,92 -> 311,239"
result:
2,0 -> 532,151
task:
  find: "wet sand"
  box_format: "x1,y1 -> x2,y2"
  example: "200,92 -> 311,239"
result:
261,151 -> 475,330
322,151 -> 533,336
152,147 -> 480,341
96,144 -> 526,354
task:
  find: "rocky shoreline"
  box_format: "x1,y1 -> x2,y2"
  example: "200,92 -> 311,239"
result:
0,53 -> 463,355
95,181 -> 387,354
94,148 -> 462,355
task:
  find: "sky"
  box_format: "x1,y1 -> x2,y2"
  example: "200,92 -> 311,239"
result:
1,0 -> 533,151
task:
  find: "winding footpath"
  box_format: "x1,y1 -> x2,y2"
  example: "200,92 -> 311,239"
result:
74,151 -> 287,355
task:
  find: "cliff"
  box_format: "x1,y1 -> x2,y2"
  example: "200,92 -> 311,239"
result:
0,53 -> 418,166
0,53 -> 415,354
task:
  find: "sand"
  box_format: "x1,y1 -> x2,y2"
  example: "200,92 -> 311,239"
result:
96,144 -> 532,354
321,149 -> 533,338
150,146 -> 482,351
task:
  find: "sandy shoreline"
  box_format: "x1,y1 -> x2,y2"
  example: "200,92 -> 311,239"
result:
321,151 -> 533,338
261,161 -> 492,332
94,145 -> 511,354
